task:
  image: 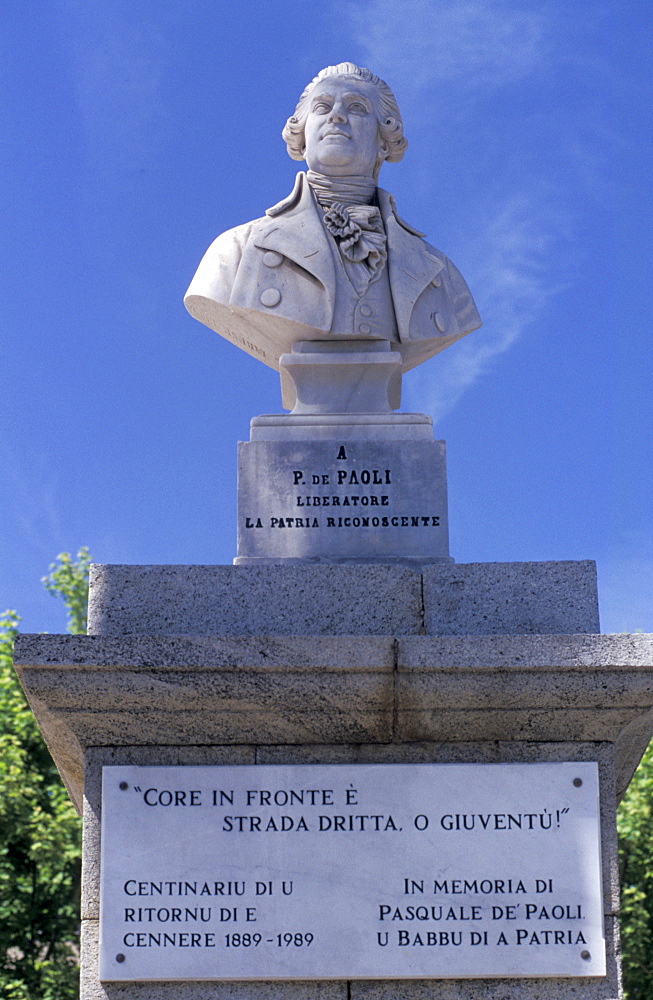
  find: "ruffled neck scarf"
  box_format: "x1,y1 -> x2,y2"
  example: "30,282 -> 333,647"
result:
306,171 -> 387,291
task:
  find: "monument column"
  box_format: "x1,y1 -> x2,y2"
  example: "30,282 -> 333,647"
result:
14,562 -> 653,999
12,61 -> 653,1000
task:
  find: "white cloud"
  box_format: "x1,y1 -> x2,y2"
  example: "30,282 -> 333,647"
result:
347,0 -> 549,99
404,193 -> 568,420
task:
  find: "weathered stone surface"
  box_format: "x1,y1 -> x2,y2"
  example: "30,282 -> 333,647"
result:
86,561 -> 600,637
399,633 -> 653,670
14,632 -> 653,816
17,632 -> 394,671
89,561 -> 599,635
14,635 -> 396,811
87,563 -> 423,636
397,634 -> 653,797
423,560 -> 600,635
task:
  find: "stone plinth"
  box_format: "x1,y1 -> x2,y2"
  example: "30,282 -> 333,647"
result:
85,561 -> 600,637
279,341 -> 403,413
236,413 -> 451,564
13,630 -> 653,813
12,561 -> 652,1000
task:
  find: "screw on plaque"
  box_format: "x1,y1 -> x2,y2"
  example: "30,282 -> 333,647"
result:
119,781 -> 129,790
573,778 -> 583,787
116,953 -> 126,963
581,950 -> 591,960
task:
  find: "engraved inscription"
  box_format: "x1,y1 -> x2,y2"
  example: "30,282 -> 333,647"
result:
100,763 -> 605,981
237,439 -> 450,560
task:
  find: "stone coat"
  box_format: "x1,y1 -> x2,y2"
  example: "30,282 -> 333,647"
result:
185,173 -> 481,353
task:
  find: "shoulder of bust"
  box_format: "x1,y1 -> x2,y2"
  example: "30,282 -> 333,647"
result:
200,215 -> 265,257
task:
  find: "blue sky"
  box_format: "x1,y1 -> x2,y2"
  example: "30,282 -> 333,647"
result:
2,0 -> 651,634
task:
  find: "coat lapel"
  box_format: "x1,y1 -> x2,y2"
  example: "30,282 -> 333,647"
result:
249,177 -> 444,339
255,175 -> 335,300
378,189 -> 445,339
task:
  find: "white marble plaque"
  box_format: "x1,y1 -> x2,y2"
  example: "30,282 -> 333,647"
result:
99,763 -> 605,982
236,438 -> 450,562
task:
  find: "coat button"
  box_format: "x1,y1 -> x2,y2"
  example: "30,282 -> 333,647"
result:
433,312 -> 446,332
431,275 -> 441,287
359,303 -> 372,316
358,323 -> 372,334
260,288 -> 281,307
263,251 -> 283,267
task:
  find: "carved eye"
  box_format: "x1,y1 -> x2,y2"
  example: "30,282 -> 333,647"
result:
312,102 -> 331,113
349,101 -> 367,112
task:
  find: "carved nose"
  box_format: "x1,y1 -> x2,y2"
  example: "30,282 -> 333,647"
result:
328,108 -> 346,123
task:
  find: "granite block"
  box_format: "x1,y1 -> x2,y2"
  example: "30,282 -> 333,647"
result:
20,653 -> 394,745
87,564 -> 423,636
398,633 -> 653,670
15,633 -> 653,811
14,635 -> 395,809
396,634 -> 653,796
423,560 -> 600,635
16,633 -> 395,671
87,561 -> 601,638
52,674 -> 392,744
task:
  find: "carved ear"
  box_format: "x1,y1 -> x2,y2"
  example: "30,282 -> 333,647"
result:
374,141 -> 389,179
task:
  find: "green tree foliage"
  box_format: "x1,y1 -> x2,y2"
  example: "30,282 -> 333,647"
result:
619,742 -> 653,998
42,547 -> 91,635
0,549 -> 90,999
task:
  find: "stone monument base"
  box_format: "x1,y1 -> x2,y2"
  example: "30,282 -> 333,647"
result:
13,560 -> 652,1000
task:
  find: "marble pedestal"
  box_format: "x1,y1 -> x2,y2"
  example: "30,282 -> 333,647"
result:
236,413 -> 451,564
278,341 -> 403,414
13,561 -> 653,1000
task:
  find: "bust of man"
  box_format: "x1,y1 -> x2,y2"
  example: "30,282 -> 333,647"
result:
184,62 -> 481,392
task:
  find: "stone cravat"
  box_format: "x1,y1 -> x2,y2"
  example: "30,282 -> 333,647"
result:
306,171 -> 388,295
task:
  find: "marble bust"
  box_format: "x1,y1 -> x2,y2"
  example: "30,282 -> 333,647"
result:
184,63 -> 481,409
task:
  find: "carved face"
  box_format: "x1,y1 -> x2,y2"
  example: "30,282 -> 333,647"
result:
303,76 -> 382,177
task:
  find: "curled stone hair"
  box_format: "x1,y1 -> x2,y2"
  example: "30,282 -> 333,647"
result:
282,62 -> 408,177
